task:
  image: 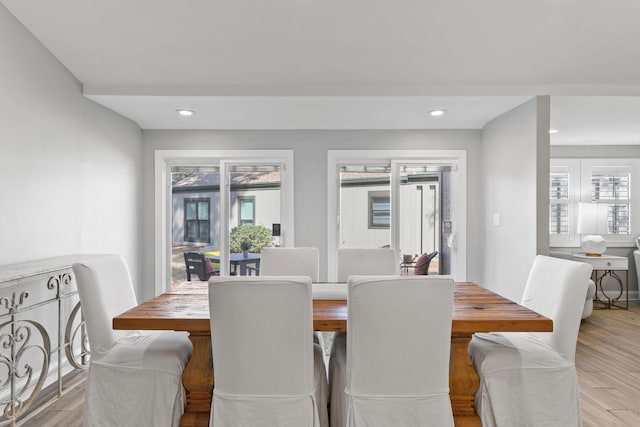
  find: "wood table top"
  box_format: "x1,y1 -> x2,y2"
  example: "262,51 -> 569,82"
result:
113,282 -> 552,334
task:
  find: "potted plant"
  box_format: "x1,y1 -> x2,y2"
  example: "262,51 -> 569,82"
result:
240,239 -> 251,257
230,225 -> 273,254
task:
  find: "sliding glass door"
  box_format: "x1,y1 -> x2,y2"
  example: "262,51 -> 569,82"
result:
328,150 -> 466,281
221,162 -> 282,277
394,163 -> 453,275
155,150 -> 293,293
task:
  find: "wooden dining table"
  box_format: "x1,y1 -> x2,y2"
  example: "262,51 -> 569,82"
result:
113,282 -> 552,427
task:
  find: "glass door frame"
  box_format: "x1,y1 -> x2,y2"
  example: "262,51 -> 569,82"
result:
155,149 -> 294,294
327,150 -> 467,282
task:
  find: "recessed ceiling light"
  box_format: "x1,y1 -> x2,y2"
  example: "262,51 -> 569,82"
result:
549,129 -> 559,134
428,109 -> 447,117
176,109 -> 195,116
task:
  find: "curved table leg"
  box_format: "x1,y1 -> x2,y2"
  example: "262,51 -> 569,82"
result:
596,270 -> 627,309
180,331 -> 214,426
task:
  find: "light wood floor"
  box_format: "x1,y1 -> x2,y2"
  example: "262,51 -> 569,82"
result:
14,302 -> 640,426
577,301 -> 640,426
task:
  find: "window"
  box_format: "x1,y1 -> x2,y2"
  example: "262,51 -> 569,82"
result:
184,198 -> 210,242
156,149 -> 294,293
328,150 -> 467,282
238,196 -> 255,226
368,191 -> 390,229
550,159 -> 640,247
549,170 -> 570,235
590,168 -> 630,235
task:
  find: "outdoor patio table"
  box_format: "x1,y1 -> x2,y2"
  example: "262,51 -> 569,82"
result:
205,252 -> 260,276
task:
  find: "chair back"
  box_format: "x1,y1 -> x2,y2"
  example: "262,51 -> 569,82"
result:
184,251 -> 209,281
72,255 -> 138,359
414,250 -> 438,275
337,248 -> 398,282
208,276 -> 315,396
520,255 -> 592,361
260,247 -> 320,281
346,275 -> 454,396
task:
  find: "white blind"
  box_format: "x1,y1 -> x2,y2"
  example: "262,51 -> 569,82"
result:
591,171 -> 631,235
550,172 -> 569,234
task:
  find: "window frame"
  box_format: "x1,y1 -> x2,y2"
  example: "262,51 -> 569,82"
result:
327,150 -> 467,282
184,197 -> 211,243
368,190 -> 390,229
550,158 -> 640,248
238,196 -> 256,227
549,160 -> 580,245
155,149 -> 294,294
581,159 -> 637,245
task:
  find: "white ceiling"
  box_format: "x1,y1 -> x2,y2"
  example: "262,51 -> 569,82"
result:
3,0 -> 640,143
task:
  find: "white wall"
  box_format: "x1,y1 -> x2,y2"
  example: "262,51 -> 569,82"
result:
0,5 -> 143,291
480,96 -> 550,301
142,130 -> 483,296
340,184 -> 391,248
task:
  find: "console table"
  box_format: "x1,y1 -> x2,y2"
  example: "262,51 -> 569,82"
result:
573,253 -> 628,309
0,255 -> 96,424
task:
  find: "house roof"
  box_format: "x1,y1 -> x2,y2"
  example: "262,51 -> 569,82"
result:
173,172 -> 282,190
173,171 -> 435,191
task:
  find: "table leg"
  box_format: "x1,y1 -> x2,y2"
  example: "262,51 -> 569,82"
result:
450,333 -> 481,426
180,331 -> 214,427
596,270 -> 628,310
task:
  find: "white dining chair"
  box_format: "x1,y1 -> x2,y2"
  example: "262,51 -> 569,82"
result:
72,255 -> 192,427
260,247 -> 320,281
468,255 -> 592,427
208,276 -> 328,427
329,275 -> 455,427
260,247 -> 327,350
336,248 -> 398,282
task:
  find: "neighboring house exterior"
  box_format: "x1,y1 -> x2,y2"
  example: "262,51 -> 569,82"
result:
173,171 -> 442,269
339,172 -> 441,263
172,172 -> 282,247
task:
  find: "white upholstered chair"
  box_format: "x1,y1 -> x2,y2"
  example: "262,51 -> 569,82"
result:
581,279 -> 597,319
549,251 -> 597,319
336,248 -> 398,282
260,247 -> 320,281
329,275 -> 455,427
468,255 -> 592,427
208,276 -> 328,427
72,255 -> 192,427
334,248 -> 399,361
260,247 -> 327,349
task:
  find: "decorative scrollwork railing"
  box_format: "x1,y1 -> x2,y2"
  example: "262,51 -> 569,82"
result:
0,257 -> 91,426
65,302 -> 89,369
0,315 -> 51,422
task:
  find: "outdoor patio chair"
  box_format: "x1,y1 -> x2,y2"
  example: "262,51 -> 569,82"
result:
414,250 -> 438,275
184,251 -> 218,281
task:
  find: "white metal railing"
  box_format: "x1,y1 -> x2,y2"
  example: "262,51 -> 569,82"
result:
0,256 -> 91,426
